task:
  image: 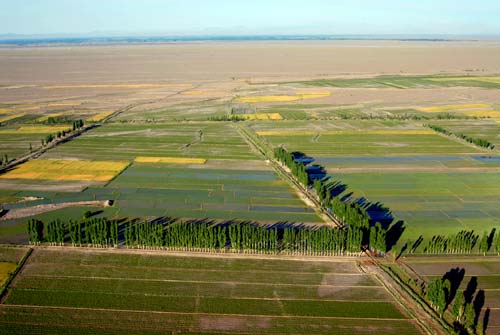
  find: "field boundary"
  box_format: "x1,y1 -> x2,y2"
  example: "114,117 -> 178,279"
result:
0,248 -> 32,302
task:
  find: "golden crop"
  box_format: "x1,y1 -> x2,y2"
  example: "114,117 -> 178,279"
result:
135,157 -> 207,164
0,159 -> 130,182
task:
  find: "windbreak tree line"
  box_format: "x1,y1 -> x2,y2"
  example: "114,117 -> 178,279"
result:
26,218 -> 365,255
274,146 -> 387,254
41,119 -> 85,146
405,228 -> 499,255
427,124 -> 495,150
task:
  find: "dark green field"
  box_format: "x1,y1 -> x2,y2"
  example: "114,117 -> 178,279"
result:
0,248 -> 422,335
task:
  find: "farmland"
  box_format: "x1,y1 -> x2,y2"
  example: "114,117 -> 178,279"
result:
1,40 -> 500,334
0,248 -> 423,335
399,256 -> 500,334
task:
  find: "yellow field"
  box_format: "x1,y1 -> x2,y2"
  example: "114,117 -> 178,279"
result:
237,92 -> 330,103
47,102 -> 81,107
462,110 -> 500,118
240,113 -> 283,120
417,104 -> 490,113
0,125 -> 72,134
86,111 -> 114,122
43,84 -> 192,89
181,90 -> 205,95
430,77 -> 500,84
0,262 -> 17,286
16,106 -> 40,112
0,108 -> 13,114
0,114 -> 25,123
0,159 -> 130,182
256,129 -> 435,136
135,157 -> 207,164
36,113 -> 65,122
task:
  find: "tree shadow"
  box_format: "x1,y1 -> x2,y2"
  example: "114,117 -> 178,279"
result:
442,267 -> 465,307
385,220 -> 405,252
464,277 -> 478,304
484,308 -> 490,334
306,164 -> 327,181
291,151 -> 315,165
473,290 -> 485,327
328,181 -> 347,198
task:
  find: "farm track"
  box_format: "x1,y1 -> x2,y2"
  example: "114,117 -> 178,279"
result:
234,124 -> 343,228
0,201 -> 107,221
361,257 -> 450,335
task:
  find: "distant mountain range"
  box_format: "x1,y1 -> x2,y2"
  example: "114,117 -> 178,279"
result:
0,34 -> 488,46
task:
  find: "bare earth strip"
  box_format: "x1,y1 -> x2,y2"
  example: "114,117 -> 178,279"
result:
0,201 -> 107,221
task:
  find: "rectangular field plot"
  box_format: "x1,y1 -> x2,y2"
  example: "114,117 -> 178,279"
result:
335,172 -> 500,239
0,159 -> 130,182
402,257 -> 500,332
106,164 -> 321,222
433,119 -> 500,152
0,249 -> 423,335
44,123 -> 258,160
259,131 -> 480,157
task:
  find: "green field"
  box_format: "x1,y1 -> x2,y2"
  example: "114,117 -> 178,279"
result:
0,249 -> 422,335
401,257 -> 500,331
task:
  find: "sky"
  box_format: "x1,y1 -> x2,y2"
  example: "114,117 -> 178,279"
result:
1,0 -> 499,36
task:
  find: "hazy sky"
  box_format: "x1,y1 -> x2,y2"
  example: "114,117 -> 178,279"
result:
1,0 -> 499,36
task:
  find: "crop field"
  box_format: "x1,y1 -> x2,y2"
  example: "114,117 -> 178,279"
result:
244,120 -> 500,242
256,128 -> 481,157
334,172 -> 500,239
0,130 -> 46,159
290,75 -> 500,89
0,159 -> 130,182
85,111 -> 114,122
432,120 -> 500,151
236,92 -> 331,103
0,249 -> 423,335
401,256 -> 500,334
104,163 -> 321,222
44,123 -> 258,161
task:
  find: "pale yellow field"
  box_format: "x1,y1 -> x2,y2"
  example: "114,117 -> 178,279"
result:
42,83 -> 192,89
47,102 -> 81,107
417,104 -> 490,113
0,262 -> 17,286
135,157 -> 207,164
462,110 -> 500,118
0,113 -> 25,123
86,111 -> 114,122
15,106 -> 40,112
0,159 -> 130,182
237,92 -> 330,103
240,113 -> 283,120
256,129 -> 434,136
0,125 -> 72,134
0,108 -> 13,114
430,77 -> 500,84
181,90 -> 205,95
36,112 -> 65,122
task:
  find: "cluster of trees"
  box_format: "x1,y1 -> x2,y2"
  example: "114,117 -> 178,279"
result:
0,154 -> 9,167
451,290 -> 478,334
274,147 -> 309,186
420,229 -> 498,255
27,219 -> 44,245
426,277 -> 451,317
27,216 -> 367,255
72,119 -> 84,131
425,276 -> 483,334
427,124 -> 495,150
208,115 -> 245,122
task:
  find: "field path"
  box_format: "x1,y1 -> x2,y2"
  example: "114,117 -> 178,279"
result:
360,258 -> 449,335
0,201 -> 106,221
